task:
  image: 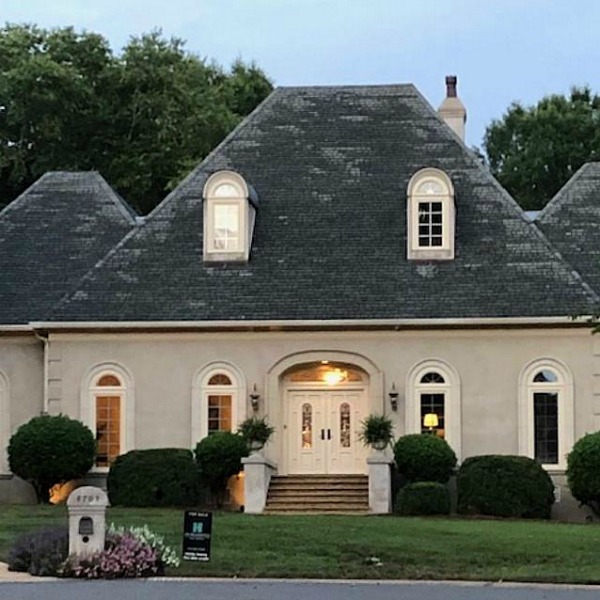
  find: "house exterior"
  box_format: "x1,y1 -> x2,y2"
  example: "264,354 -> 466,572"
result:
1,78 -> 599,517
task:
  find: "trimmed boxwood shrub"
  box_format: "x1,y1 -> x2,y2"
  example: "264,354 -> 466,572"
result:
393,434 -> 457,483
457,455 -> 554,519
195,431 -> 249,507
394,482 -> 451,516
567,431 -> 600,516
107,448 -> 203,507
8,414 -> 96,503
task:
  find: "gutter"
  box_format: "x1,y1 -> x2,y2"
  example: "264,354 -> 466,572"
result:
33,330 -> 49,414
29,315 -> 590,333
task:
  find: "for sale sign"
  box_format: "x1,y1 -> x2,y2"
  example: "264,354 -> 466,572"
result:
182,511 -> 212,561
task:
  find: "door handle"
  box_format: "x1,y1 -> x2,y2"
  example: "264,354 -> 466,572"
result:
327,429 -> 332,440
321,429 -> 325,440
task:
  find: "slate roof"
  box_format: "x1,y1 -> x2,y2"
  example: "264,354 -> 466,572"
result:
38,86 -> 600,321
536,162 -> 600,297
0,172 -> 136,325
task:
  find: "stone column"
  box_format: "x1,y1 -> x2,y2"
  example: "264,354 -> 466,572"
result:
367,454 -> 393,514
241,454 -> 277,514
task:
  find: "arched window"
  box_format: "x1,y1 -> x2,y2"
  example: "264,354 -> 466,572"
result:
82,364 -> 134,471
192,363 -> 245,444
519,359 -> 573,468
406,360 -> 461,458
407,168 -> 455,260
203,171 -> 257,262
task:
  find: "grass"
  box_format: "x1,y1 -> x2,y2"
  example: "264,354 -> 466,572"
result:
2,505 -> 600,583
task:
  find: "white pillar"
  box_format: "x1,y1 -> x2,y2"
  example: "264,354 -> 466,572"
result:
241,454 -> 277,514
368,454 -> 392,514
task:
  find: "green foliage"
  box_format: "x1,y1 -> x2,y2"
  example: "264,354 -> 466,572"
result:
394,481 -> 451,516
8,526 -> 69,576
0,24 -> 273,214
194,432 -> 249,507
457,455 -> 555,519
358,414 -> 394,448
237,416 -> 275,447
8,414 -> 95,503
484,86 -> 600,210
393,434 -> 457,483
107,448 -> 203,507
567,431 -> 600,516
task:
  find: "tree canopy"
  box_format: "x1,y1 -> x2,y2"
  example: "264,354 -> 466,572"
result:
0,24 -> 273,214
484,87 -> 600,211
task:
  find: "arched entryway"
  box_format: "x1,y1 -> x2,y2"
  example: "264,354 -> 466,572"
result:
282,361 -> 369,475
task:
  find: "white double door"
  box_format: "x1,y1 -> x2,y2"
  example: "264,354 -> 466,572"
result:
287,388 -> 367,475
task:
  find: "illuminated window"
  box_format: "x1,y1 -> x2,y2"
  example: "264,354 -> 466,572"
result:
203,171 -> 257,262
93,372 -> 124,468
407,168 -> 455,260
407,360 -> 461,458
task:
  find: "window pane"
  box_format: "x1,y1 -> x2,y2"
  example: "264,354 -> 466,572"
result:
208,373 -> 232,386
207,394 -> 232,433
417,202 -> 444,248
534,392 -> 558,464
302,403 -> 312,449
97,374 -> 121,387
420,393 -> 445,438
213,204 -> 240,251
533,369 -> 558,383
96,395 -> 120,467
420,372 -> 445,384
340,403 -> 351,448
213,183 -> 240,198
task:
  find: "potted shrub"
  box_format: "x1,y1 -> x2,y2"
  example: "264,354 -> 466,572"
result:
237,416 -> 275,451
358,414 -> 394,450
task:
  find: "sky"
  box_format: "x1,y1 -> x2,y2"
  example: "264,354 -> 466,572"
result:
3,0 -> 600,148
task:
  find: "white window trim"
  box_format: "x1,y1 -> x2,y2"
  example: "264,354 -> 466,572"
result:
407,168 -> 455,260
203,171 -> 252,262
0,371 -> 10,474
518,358 -> 574,471
406,359 -> 462,459
81,363 -> 135,473
191,361 -> 246,446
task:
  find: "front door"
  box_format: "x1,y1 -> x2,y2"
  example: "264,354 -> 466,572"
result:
287,389 -> 367,474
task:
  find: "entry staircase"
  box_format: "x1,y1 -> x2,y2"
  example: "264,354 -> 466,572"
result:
264,475 -> 369,513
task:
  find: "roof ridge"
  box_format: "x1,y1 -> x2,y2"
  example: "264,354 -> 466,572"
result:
275,83 -> 417,91
537,162 -> 600,222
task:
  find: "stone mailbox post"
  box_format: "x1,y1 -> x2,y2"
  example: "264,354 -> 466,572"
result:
67,486 -> 110,558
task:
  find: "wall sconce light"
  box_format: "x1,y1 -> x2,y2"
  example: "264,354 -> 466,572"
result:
388,383 -> 399,411
250,384 -> 260,411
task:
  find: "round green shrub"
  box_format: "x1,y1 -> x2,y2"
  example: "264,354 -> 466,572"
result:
567,431 -> 600,516
107,448 -> 203,507
394,482 -> 451,516
393,434 -> 457,483
457,455 -> 555,519
8,415 -> 96,503
194,432 -> 249,507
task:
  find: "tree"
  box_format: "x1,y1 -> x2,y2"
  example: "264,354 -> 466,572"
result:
484,87 -> 600,211
0,25 -> 273,214
8,414 -> 96,503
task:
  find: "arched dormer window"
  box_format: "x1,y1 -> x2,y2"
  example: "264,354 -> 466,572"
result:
407,168 -> 455,260
203,171 -> 257,262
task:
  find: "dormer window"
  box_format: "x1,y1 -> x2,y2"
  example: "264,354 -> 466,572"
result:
407,168 -> 455,260
203,171 -> 257,262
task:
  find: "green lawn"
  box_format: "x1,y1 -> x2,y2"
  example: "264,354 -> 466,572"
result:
2,505 -> 600,583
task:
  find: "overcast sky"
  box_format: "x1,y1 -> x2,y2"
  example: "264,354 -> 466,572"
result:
3,0 -> 600,148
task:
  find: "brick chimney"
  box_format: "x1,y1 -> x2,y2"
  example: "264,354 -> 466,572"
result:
438,75 -> 467,142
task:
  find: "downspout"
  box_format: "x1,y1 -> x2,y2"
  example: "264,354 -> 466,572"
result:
34,330 -> 49,414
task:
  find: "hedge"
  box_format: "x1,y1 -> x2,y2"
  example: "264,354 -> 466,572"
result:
393,434 -> 457,483
394,481 -> 451,516
457,455 -> 554,519
567,431 -> 600,516
107,448 -> 203,507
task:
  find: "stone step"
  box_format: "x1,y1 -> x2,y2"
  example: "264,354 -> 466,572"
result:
267,489 -> 367,498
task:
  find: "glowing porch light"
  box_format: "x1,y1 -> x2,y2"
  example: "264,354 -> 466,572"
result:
323,368 -> 347,386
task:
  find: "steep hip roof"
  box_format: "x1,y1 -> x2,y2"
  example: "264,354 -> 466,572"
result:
536,162 -> 600,296
0,172 -> 136,325
49,85 -> 597,323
